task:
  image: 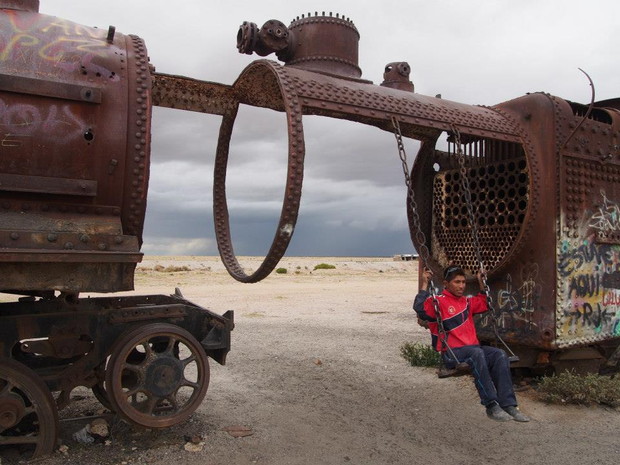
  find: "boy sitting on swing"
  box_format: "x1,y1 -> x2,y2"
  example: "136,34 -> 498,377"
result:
413,265 -> 530,422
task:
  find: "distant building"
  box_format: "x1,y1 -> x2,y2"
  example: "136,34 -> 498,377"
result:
393,253 -> 419,261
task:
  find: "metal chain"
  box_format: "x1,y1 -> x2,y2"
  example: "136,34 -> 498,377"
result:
391,116 -> 460,363
451,125 -> 487,284
392,117 -> 516,361
391,117 -> 432,269
451,125 -> 518,359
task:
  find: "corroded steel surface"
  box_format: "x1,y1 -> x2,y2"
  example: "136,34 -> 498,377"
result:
238,12 -> 362,79
212,59 -> 521,282
0,0 -> 39,11
0,357 -> 58,459
410,93 -> 620,352
0,7 -> 151,293
105,323 -> 210,428
1,7 -> 620,457
152,73 -> 235,115
0,292 -> 233,450
0,6 -> 236,457
213,63 -> 305,282
381,62 -> 415,92
228,14 -> 620,359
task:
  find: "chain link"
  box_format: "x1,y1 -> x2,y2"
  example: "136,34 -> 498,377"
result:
450,125 -> 495,304
451,125 -> 517,359
391,117 -> 432,269
392,117 -> 516,360
391,117 -> 461,362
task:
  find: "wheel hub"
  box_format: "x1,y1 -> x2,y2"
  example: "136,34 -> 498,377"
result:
0,392 -> 26,429
144,357 -> 183,397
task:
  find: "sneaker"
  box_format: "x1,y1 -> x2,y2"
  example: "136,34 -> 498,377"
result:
486,403 -> 513,422
503,406 -> 530,422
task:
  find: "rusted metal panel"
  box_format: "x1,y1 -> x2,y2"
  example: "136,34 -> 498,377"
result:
0,173 -> 97,196
120,33 -> 152,244
0,250 -> 141,263
554,101 -> 620,349
231,60 -> 521,143
0,73 -> 102,103
107,304 -> 187,324
0,7 -> 151,293
0,262 -> 137,292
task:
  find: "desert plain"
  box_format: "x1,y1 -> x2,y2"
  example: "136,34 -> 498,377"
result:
33,256 -> 620,465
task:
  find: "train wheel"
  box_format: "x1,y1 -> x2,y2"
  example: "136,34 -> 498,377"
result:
93,347 -> 151,412
105,324 -> 210,428
0,358 -> 58,460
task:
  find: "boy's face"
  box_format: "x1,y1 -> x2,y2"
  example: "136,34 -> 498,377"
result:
444,274 -> 466,297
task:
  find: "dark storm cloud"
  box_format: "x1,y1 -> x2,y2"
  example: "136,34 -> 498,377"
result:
302,116 -> 421,188
151,108 -> 221,164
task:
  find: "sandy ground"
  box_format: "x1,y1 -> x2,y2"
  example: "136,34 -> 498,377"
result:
31,256 -> 620,465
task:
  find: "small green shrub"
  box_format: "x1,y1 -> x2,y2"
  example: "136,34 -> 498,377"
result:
275,267 -> 288,274
165,265 -> 190,272
314,263 -> 336,270
538,370 -> 620,407
400,342 -> 441,367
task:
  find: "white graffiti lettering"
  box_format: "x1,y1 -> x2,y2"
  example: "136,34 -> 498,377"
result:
589,190 -> 620,234
0,97 -> 86,141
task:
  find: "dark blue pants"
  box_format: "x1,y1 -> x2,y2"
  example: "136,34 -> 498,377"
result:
445,345 -> 517,408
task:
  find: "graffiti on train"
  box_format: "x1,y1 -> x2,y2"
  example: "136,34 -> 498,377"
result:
558,235 -> 620,338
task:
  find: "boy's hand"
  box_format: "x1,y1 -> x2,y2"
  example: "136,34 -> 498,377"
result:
476,269 -> 486,291
420,268 -> 433,291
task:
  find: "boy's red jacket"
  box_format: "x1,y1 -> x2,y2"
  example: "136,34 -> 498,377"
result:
415,289 -> 489,352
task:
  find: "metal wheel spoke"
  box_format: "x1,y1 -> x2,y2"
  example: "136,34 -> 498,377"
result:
121,362 -> 142,373
124,387 -> 143,399
0,381 -> 14,397
165,395 -> 179,411
181,379 -> 199,390
23,406 -> 36,416
142,341 -> 154,359
163,337 -> 178,356
182,354 -> 197,367
139,395 -> 160,415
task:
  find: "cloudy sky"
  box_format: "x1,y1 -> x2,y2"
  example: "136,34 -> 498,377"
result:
42,0 -> 619,257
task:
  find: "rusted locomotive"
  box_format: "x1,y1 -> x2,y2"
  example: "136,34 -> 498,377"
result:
0,1 -> 232,459
221,13 -> 620,375
1,0 -> 619,460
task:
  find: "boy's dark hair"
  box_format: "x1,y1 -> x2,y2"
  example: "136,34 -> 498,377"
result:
443,265 -> 466,282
